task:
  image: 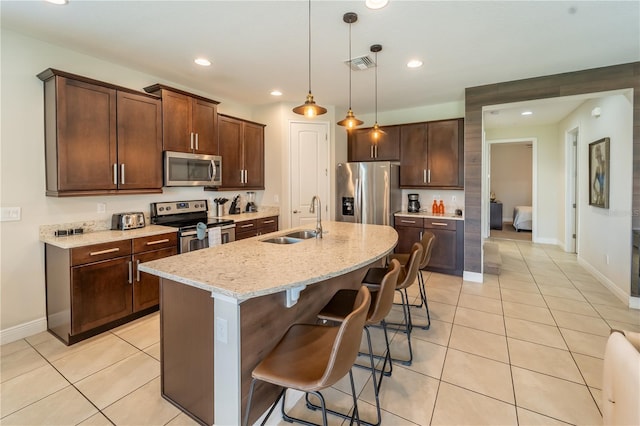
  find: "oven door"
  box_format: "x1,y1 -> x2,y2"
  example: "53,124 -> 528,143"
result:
179,224 -> 235,253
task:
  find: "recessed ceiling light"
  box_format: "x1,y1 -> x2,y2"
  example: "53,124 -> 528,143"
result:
521,111 -> 533,116
365,0 -> 389,10
270,90 -> 283,96
407,59 -> 423,69
46,0 -> 69,4
194,58 -> 211,66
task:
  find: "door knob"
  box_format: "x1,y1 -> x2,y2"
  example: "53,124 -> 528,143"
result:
293,210 -> 300,213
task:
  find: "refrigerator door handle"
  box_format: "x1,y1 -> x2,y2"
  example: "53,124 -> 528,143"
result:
355,177 -> 361,223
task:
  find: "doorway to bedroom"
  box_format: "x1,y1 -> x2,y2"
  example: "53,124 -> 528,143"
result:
488,139 -> 534,242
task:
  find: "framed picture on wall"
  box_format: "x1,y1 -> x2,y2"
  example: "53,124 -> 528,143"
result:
589,137 -> 610,209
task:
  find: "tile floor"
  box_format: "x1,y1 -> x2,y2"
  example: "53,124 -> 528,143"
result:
2,239 -> 639,425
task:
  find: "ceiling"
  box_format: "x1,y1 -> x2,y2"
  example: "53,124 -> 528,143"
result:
2,1 -> 639,127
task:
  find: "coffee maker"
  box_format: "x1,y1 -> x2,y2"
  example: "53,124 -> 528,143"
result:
408,193 -> 420,213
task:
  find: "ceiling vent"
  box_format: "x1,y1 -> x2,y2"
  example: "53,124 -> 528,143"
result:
345,55 -> 376,71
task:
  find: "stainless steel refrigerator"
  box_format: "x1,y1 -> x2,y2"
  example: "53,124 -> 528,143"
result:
336,162 -> 401,226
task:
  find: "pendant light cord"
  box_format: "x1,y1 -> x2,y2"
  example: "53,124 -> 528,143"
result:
307,0 -> 311,94
348,20 -> 352,108
374,50 -> 378,123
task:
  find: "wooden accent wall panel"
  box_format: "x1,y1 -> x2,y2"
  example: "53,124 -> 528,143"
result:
464,62 -> 640,274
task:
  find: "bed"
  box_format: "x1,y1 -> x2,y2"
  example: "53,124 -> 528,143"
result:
513,206 -> 532,232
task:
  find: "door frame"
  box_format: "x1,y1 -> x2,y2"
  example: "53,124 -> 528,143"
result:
286,120 -> 331,229
565,127 -> 580,253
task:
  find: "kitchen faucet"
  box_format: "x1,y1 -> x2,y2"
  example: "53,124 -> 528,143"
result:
309,195 -> 323,238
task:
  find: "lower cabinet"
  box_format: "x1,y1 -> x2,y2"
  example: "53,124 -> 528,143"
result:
46,232 -> 177,344
234,216 -> 278,241
394,216 -> 464,276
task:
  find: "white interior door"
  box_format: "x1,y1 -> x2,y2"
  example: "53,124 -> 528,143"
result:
290,122 -> 329,228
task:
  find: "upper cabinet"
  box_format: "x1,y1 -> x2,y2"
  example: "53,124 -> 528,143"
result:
38,69 -> 162,197
144,84 -> 219,155
214,114 -> 265,190
400,118 -> 463,189
347,125 -> 400,162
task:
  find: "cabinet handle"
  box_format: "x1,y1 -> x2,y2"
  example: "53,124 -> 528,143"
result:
431,222 -> 448,226
423,169 -> 427,183
195,133 -> 199,150
419,230 -> 423,239
121,164 -> 125,185
240,170 -> 244,183
400,220 -> 417,224
244,170 -> 248,183
370,145 -> 374,158
262,220 -> 275,224
374,145 -> 378,158
136,259 -> 141,282
428,169 -> 431,183
190,132 -> 194,150
146,238 -> 170,246
128,260 -> 133,284
113,164 -> 118,185
240,224 -> 254,228
90,247 -> 120,256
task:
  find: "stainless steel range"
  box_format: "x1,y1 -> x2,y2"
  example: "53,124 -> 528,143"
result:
150,200 -> 235,253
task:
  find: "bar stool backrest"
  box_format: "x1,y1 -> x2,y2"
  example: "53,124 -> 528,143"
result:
368,259 -> 401,325
397,242 -> 423,291
420,231 -> 436,269
320,286 -> 371,387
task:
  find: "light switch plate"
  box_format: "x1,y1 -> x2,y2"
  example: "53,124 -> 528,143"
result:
215,317 -> 228,344
1,207 -> 21,222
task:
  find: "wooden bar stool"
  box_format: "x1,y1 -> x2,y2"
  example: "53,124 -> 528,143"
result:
361,242 -> 423,365
243,286 -> 371,426
312,259 -> 401,426
389,231 -> 435,330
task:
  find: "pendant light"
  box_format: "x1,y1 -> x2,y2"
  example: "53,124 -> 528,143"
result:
292,0 -> 327,117
370,44 -> 386,140
337,12 -> 363,128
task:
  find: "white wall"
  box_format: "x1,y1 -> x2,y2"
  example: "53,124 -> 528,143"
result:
559,94 -> 634,301
491,143 -> 533,221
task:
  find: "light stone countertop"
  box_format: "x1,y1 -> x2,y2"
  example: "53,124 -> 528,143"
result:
138,221 -> 398,302
40,225 -> 178,249
395,211 -> 464,221
213,206 -> 279,222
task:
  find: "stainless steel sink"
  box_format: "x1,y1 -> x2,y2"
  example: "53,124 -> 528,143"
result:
261,236 -> 303,245
284,230 -> 317,240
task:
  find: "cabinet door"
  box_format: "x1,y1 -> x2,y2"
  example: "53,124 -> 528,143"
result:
428,228 -> 457,272
400,123 -> 428,187
116,92 -> 163,190
55,77 -> 117,191
373,125 -> 400,161
427,119 -> 462,187
161,90 -> 192,152
348,128 -> 375,162
395,225 -> 423,254
192,99 -> 218,155
257,216 -> 278,235
218,115 -> 244,188
243,122 -> 265,189
71,256 -> 132,334
133,247 -> 177,312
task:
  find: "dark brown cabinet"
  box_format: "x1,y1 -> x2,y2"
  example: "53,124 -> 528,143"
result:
144,84 -> 219,155
234,216 -> 279,241
348,125 -> 400,162
216,114 -> 265,190
400,118 -> 464,189
394,216 -> 463,276
45,232 -> 177,344
38,69 -> 163,196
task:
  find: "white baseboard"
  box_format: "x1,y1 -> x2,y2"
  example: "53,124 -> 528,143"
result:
576,257 -> 632,306
463,271 -> 483,283
0,317 -> 47,345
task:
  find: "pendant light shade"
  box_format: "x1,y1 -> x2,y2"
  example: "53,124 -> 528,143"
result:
293,0 -> 326,117
370,44 -> 386,140
337,12 -> 363,128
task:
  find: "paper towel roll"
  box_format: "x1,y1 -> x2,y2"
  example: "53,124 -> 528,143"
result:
208,227 -> 222,247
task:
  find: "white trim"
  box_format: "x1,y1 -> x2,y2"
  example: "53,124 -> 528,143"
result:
564,126 -> 580,253
577,256 -> 632,306
629,296 -> 640,310
463,271 -> 483,283
0,317 -> 47,345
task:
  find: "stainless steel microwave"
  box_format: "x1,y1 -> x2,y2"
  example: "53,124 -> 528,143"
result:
164,151 -> 222,187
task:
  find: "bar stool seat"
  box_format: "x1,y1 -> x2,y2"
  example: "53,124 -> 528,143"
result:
243,286 -> 371,426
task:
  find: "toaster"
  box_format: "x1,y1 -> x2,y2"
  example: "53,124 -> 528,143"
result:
111,212 -> 146,230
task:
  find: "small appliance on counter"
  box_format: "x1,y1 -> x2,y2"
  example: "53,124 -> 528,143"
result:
228,194 -> 241,215
213,197 -> 229,217
111,212 -> 146,230
245,191 -> 258,212
407,194 -> 421,213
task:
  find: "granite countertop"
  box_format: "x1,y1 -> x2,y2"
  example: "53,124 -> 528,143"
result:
138,221 -> 398,302
395,211 -> 464,221
213,206 -> 279,222
40,225 -> 178,249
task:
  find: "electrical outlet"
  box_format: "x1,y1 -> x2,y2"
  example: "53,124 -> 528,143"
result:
606,255 -> 610,265
97,203 -> 106,213
451,195 -> 456,202
0,207 -> 21,222
216,317 -> 228,344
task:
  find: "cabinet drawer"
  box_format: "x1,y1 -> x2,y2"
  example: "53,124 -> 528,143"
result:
257,216 -> 278,228
133,232 -> 177,253
235,219 -> 258,240
71,240 -> 132,266
424,219 -> 457,231
394,216 -> 424,228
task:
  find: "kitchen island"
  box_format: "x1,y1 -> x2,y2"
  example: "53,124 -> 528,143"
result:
138,221 -> 397,425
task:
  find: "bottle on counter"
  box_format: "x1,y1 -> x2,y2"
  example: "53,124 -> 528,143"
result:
432,199 -> 438,215
438,200 -> 445,215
